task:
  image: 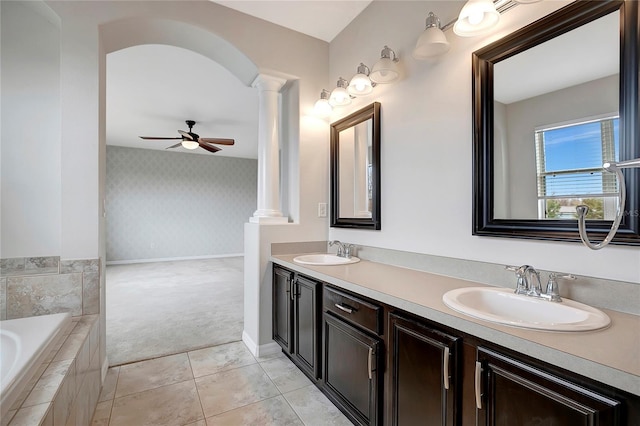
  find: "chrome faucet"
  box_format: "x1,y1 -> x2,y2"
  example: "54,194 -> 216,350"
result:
514,265 -> 541,296
508,265 -> 576,302
329,240 -> 355,258
329,240 -> 346,257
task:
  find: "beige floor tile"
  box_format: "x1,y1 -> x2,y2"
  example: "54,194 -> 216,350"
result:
109,380 -> 204,426
255,350 -> 286,363
90,400 -> 113,426
188,341 -> 256,378
195,364 -> 280,418
98,366 -> 120,402
283,385 -> 352,426
185,421 -> 207,426
115,353 -> 193,397
206,395 -> 303,426
259,356 -> 312,394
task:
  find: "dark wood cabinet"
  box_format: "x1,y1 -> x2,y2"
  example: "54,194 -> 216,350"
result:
324,312 -> 382,426
273,266 -> 293,353
476,347 -> 622,426
272,263 -> 640,426
273,266 -> 321,381
388,313 -> 461,426
292,274 -> 321,380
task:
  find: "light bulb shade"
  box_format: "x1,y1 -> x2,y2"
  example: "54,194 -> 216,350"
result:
348,73 -> 374,95
182,140 -> 199,150
329,87 -> 351,106
370,57 -> 399,83
453,0 -> 500,37
329,77 -> 351,106
314,98 -> 332,117
413,27 -> 450,59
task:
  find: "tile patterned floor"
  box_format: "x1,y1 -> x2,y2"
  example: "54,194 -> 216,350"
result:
91,341 -> 352,426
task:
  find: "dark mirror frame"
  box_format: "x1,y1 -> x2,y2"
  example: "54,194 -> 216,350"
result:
330,102 -> 381,229
472,0 -> 640,245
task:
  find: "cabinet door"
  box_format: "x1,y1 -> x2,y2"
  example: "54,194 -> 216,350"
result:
323,312 -> 382,426
292,275 -> 321,380
272,266 -> 293,353
389,313 -> 460,426
476,347 -> 621,426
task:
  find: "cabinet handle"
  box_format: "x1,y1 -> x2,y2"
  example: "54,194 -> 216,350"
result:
367,347 -> 373,380
334,303 -> 353,314
290,280 -> 296,300
443,347 -> 450,390
474,361 -> 483,410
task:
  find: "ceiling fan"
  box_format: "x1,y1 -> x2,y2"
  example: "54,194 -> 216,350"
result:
139,120 -> 235,153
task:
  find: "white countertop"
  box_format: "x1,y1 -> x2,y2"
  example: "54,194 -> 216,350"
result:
272,254 -> 640,396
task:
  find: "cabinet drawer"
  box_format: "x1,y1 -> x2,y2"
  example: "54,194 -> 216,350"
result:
324,286 -> 382,335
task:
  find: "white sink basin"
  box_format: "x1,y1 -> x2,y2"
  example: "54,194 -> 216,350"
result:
293,254 -> 360,266
442,287 -> 610,332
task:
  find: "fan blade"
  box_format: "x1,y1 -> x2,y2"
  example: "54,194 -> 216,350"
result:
199,142 -> 221,153
139,136 -> 182,140
178,130 -> 194,140
165,143 -> 183,149
199,138 -> 235,146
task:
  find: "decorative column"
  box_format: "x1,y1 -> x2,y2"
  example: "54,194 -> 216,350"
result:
250,73 -> 288,224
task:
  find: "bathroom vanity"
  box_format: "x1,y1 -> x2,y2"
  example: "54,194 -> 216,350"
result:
271,255 -> 640,426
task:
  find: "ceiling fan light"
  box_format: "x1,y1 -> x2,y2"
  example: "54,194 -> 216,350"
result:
453,0 -> 500,37
182,140 -> 199,150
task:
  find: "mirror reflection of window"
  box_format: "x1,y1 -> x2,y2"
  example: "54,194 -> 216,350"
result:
535,115 -> 619,220
492,10 -> 619,221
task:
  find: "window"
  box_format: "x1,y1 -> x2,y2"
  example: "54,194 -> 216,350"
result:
535,116 -> 619,219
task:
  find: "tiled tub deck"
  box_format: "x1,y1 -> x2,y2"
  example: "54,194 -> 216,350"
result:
2,315 -> 101,426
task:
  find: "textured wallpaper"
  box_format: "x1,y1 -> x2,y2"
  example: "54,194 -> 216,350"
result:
106,146 -> 257,261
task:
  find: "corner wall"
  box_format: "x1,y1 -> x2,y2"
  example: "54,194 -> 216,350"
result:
328,0 -> 639,284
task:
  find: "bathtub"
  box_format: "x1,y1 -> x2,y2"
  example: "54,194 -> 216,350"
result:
0,312 -> 71,419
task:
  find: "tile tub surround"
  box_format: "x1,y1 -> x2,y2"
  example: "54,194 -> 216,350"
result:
2,315 -> 101,426
91,341 -> 351,426
271,254 -> 640,397
0,257 -> 100,320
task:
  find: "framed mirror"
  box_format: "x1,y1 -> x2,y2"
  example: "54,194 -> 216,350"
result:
331,102 -> 381,229
473,0 -> 639,245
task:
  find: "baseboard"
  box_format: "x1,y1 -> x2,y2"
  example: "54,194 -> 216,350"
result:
101,357 -> 109,382
106,253 -> 244,265
242,331 -> 281,358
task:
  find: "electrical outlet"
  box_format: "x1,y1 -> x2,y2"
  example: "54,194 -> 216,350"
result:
318,203 -> 327,217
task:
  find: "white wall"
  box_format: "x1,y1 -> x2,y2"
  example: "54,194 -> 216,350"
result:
106,146 -> 257,261
328,0 -> 639,283
1,1 -> 61,258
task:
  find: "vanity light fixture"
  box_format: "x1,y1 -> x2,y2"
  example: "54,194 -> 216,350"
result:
370,46 -> 400,84
453,0 -> 500,37
413,12 -> 451,59
348,63 -> 375,96
329,77 -> 352,106
181,140 -> 199,150
314,89 -> 333,117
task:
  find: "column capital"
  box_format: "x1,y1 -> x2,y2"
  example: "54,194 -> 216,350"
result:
251,73 -> 287,92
